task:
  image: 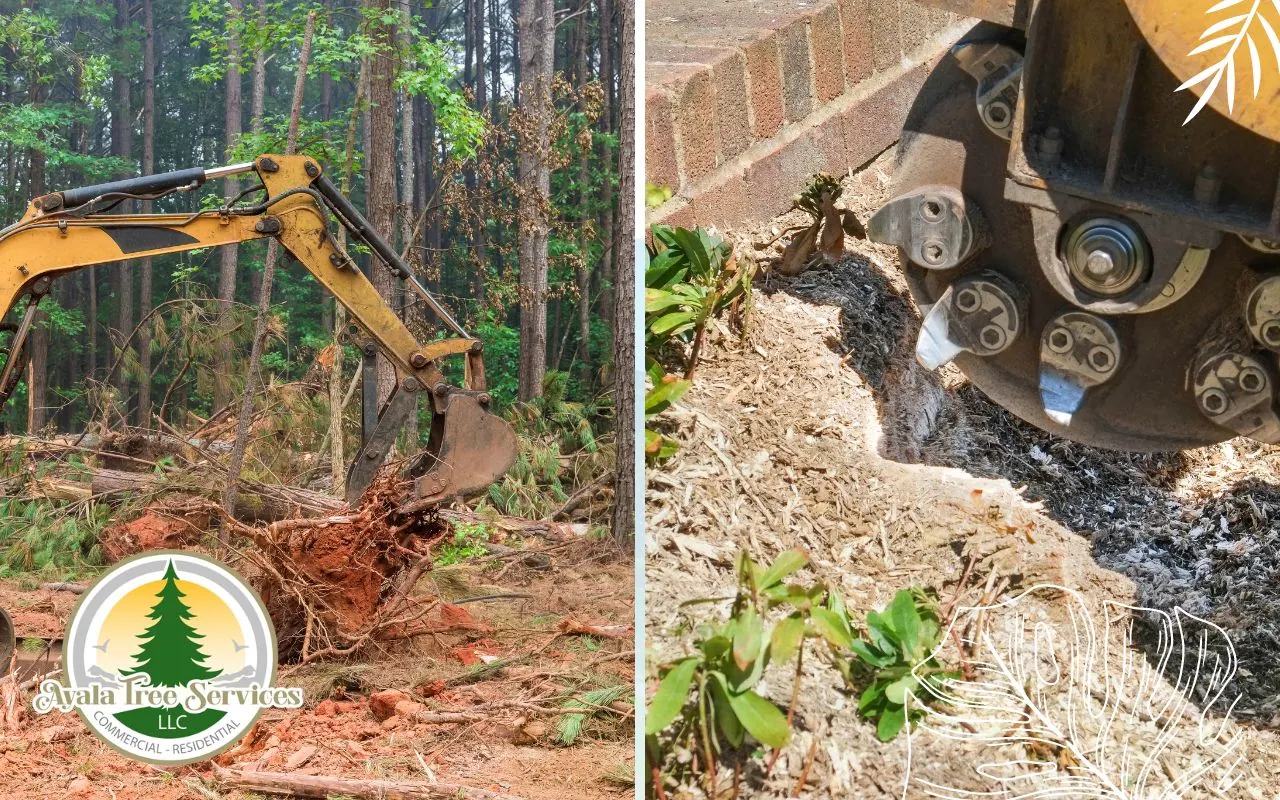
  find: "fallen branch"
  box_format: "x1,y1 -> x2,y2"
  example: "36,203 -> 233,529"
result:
38,582 -> 85,595
212,766 -> 526,800
550,471 -> 614,520
28,466 -> 343,523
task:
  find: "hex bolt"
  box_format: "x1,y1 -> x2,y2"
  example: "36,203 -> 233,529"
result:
1084,250 -> 1115,278
304,161 -> 319,177
1262,320 -> 1280,348
955,286 -> 982,313
1201,387 -> 1228,415
980,324 -> 1006,350
1088,346 -> 1116,373
984,100 -> 1011,129
259,157 -> 279,173
920,198 -> 944,222
410,353 -> 429,369
1195,164 -> 1222,206
1240,366 -> 1266,393
1038,127 -> 1063,166
1048,327 -> 1074,354
922,240 -> 947,266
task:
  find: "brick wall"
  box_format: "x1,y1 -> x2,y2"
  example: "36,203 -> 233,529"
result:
646,0 -> 974,229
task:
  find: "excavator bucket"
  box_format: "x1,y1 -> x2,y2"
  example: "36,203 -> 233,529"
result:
412,391 -> 518,506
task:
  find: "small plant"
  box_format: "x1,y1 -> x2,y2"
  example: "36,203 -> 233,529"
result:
644,225 -> 754,464
556,684 -> 631,745
644,363 -> 690,464
849,588 -> 960,741
435,520 -> 491,566
775,173 -> 865,276
645,225 -> 752,380
647,549 -> 851,793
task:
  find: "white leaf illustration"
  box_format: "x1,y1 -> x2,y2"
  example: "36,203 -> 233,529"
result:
902,585 -> 1246,800
1248,34 -> 1263,94
1179,0 -> 1280,124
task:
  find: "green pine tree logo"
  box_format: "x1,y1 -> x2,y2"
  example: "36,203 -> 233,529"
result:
113,560 -> 227,738
123,560 -> 221,687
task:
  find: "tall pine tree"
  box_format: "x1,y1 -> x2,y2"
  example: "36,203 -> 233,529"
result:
123,561 -> 221,687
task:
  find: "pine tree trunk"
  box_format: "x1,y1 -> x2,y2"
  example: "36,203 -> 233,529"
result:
611,0 -> 635,545
112,0 -> 135,412
137,0 -> 156,427
515,0 -> 554,401
597,0 -> 614,329
574,0 -> 591,384
26,130 -> 47,434
224,12 -> 316,516
366,0 -> 399,407
216,0 -> 244,411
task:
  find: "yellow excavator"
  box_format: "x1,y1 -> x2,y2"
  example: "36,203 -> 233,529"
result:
0,154 -> 518,667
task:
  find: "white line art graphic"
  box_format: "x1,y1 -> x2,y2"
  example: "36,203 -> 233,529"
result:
1179,0 -> 1280,124
900,585 -> 1245,799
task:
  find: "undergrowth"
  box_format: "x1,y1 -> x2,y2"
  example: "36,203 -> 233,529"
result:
0,498 -> 111,578
645,549 -> 956,797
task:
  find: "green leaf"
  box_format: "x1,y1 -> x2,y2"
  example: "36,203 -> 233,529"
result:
859,682 -> 887,716
672,227 -> 713,277
810,607 -> 854,650
645,378 -> 691,416
770,614 -> 806,665
645,658 -> 699,735
888,590 -> 924,661
708,673 -> 744,747
865,610 -> 897,655
725,689 -> 791,749
876,703 -> 907,742
649,310 -> 696,338
732,608 -> 764,671
884,675 -> 918,705
757,549 -> 808,589
850,638 -> 895,668
645,288 -> 687,315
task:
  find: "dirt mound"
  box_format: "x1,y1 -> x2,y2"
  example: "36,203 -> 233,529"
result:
99,495 -> 213,561
244,473 -> 448,663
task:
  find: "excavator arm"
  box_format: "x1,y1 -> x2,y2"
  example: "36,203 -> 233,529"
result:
0,154 -> 516,506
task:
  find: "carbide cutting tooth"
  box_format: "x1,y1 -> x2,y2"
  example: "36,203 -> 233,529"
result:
1039,368 -> 1086,426
915,302 -> 964,371
1038,311 -> 1121,429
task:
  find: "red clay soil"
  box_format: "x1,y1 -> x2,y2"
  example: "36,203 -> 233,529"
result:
99,495 -> 212,561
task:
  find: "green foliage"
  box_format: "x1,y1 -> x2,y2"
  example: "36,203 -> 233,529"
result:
646,549 -> 814,784
556,684 -> 631,745
643,225 -> 755,463
643,361 -> 688,464
398,37 -> 487,160
645,182 -> 673,209
0,498 -> 110,578
435,520 -> 491,566
851,588 -> 960,742
647,551 -> 959,794
486,371 -> 607,520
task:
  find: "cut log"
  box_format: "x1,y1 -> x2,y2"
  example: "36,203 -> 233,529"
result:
212,766 -> 527,800
26,467 -> 344,523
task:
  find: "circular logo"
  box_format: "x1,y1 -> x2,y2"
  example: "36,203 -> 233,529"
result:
35,551 -> 302,765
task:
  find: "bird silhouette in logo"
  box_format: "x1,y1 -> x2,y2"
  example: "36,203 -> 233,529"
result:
231,639 -> 249,654
92,639 -> 109,653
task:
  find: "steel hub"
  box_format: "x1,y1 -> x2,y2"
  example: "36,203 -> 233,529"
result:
878,47 -> 1265,451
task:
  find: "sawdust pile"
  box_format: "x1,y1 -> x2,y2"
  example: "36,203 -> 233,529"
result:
646,151 -> 1280,796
